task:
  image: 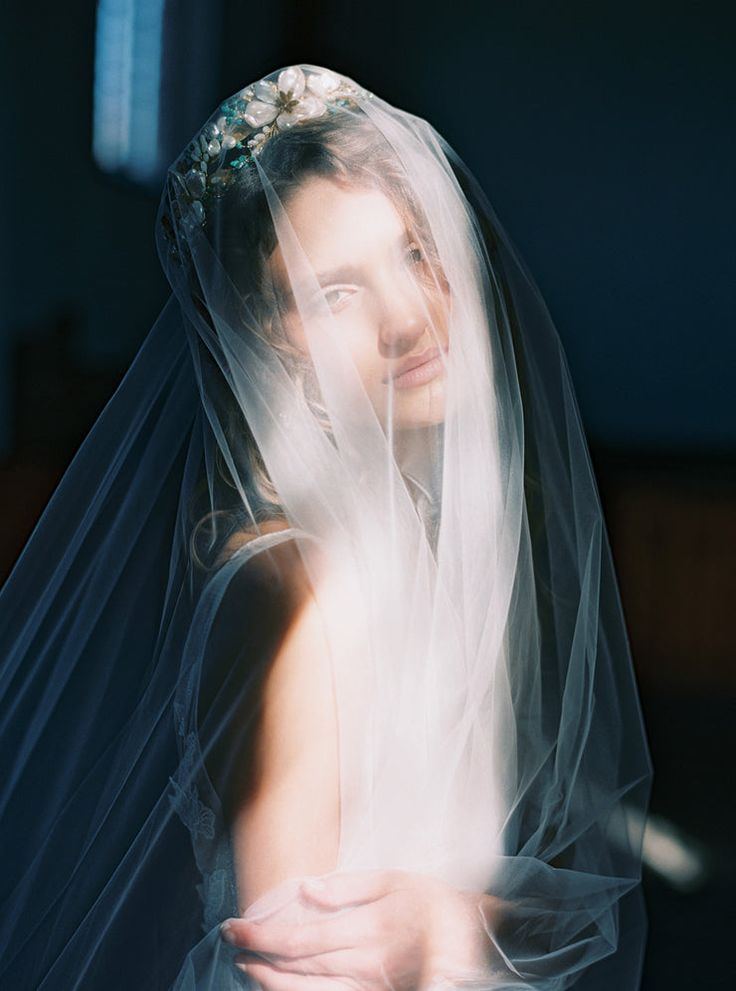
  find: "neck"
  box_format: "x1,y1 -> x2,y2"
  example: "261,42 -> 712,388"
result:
393,422 -> 444,525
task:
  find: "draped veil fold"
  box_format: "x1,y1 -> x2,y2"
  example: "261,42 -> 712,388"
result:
0,64 -> 651,990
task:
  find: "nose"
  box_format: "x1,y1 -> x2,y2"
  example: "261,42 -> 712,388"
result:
376,272 -> 431,357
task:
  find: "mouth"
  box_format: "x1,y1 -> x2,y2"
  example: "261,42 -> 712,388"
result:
384,347 -> 447,390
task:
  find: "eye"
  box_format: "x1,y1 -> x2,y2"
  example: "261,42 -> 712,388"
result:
323,287 -> 353,308
407,242 -> 424,264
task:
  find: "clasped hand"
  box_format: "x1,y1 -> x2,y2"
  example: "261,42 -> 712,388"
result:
220,869 -> 496,991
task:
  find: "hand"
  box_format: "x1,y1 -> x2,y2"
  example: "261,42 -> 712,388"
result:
220,869 -> 498,991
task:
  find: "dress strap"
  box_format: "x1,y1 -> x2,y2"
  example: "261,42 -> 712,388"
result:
227,525 -> 315,564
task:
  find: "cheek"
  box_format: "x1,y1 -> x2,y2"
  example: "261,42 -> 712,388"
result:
432,285 -> 452,338
281,312 -> 309,354
281,311 -> 382,392
339,322 -> 384,386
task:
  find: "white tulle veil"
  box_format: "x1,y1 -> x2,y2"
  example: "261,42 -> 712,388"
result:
0,64 -> 651,990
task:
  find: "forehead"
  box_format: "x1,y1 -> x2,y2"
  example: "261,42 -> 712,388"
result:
268,177 -> 407,278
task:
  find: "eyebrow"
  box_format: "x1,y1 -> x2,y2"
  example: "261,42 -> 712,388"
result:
274,229 -> 414,309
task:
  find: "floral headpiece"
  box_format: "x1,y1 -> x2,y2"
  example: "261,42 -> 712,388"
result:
172,65 -> 372,229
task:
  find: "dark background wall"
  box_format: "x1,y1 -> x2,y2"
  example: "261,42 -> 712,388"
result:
1,1 -> 734,988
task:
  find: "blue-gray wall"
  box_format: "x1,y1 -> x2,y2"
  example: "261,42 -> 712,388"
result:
1,0 -> 733,457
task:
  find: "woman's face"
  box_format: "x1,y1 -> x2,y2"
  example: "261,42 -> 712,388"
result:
266,176 -> 450,432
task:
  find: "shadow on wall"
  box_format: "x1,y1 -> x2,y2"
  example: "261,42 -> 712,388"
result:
0,310 -> 121,581
594,451 -> 736,991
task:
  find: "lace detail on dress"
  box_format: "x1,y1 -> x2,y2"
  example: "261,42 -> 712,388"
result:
173,698 -> 187,738
198,867 -> 231,932
168,732 -> 216,840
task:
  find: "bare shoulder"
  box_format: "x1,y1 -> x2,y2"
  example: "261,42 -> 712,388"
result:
214,519 -> 322,632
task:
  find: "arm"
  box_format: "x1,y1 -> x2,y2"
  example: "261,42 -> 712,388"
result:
216,552 -> 506,987
230,587 -> 340,912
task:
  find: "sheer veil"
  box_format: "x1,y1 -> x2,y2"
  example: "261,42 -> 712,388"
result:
0,64 -> 651,990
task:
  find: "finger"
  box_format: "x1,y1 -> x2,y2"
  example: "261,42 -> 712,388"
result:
300,869 -> 400,908
222,903 -> 376,957
236,957 -> 353,991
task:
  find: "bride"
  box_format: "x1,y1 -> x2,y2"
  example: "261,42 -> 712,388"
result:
0,65 -> 652,990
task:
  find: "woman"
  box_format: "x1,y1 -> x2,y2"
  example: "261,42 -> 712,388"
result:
0,65 -> 652,990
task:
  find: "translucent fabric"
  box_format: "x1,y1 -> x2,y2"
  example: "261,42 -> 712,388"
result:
0,64 -> 652,990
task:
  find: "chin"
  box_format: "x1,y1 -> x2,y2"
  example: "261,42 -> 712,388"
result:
392,379 -> 447,431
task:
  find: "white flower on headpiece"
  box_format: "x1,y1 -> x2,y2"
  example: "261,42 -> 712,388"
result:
243,66 -> 338,132
172,66 -> 369,231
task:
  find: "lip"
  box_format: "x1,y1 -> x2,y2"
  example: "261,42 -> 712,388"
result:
384,347 -> 447,389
